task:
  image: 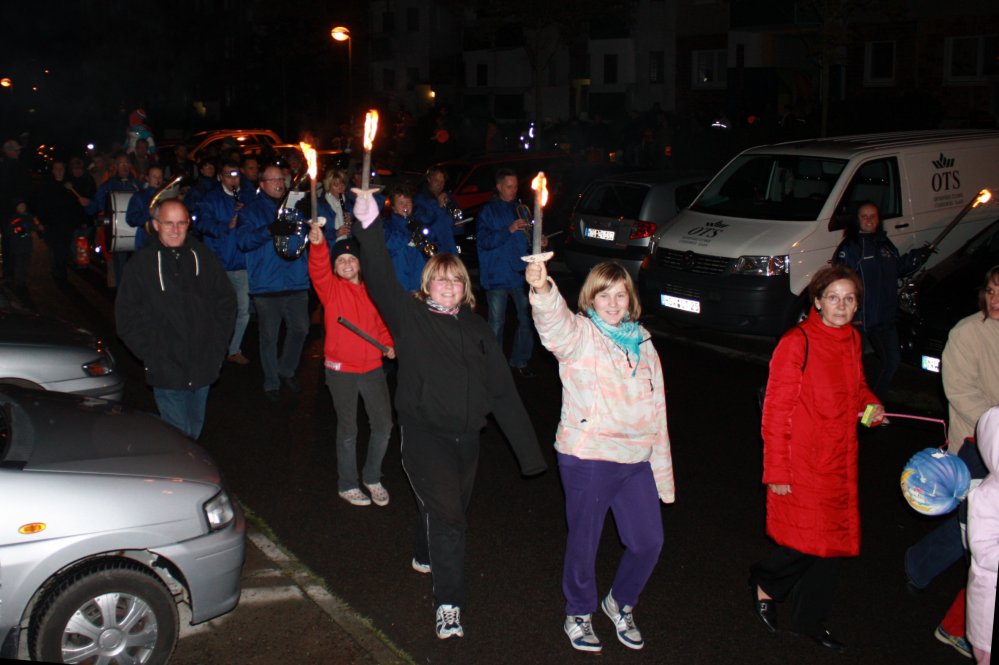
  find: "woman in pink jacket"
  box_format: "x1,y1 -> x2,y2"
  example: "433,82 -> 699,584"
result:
526,259 -> 674,654
968,407 -> 999,664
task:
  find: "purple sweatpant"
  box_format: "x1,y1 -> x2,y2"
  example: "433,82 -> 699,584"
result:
558,452 -> 664,616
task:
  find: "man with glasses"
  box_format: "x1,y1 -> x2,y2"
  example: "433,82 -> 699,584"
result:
115,200 -> 236,439
237,164 -> 311,401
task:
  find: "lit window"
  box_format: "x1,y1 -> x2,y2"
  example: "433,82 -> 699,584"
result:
692,49 -> 727,90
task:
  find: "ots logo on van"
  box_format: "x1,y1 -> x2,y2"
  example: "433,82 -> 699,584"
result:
931,152 -> 960,192
684,220 -> 728,241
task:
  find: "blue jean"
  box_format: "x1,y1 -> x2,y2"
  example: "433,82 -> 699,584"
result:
226,270 -> 250,356
153,386 -> 210,440
325,367 -> 394,492
253,291 -> 309,391
485,286 -> 534,368
558,453 -> 664,615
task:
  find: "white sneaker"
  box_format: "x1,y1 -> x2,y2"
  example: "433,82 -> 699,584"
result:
411,558 -> 431,574
601,592 -> 644,650
435,604 -> 464,639
564,614 -> 602,652
338,488 -> 371,506
364,482 -> 390,506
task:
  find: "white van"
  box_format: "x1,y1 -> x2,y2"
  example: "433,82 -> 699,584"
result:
641,130 -> 999,336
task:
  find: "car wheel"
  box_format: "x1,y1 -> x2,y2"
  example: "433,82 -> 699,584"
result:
29,561 -> 179,665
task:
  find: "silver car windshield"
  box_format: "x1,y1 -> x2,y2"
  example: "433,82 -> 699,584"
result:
692,154 -> 847,221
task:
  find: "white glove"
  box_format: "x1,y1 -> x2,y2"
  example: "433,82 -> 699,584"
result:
350,189 -> 381,229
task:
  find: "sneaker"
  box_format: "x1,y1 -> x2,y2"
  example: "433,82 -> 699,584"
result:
411,558 -> 431,574
364,482 -> 390,507
934,624 -> 972,658
435,604 -> 463,639
601,592 -> 644,650
338,488 -> 371,506
282,375 -> 302,394
564,614 -> 602,652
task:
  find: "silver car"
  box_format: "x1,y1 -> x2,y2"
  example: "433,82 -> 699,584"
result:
0,388 -> 245,663
563,172 -> 709,280
0,309 -> 124,401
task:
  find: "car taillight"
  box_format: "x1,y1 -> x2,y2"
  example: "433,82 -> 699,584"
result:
82,357 -> 114,377
630,221 -> 657,240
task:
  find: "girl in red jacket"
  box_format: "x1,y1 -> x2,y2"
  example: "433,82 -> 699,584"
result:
308,227 -> 396,507
750,265 -> 884,653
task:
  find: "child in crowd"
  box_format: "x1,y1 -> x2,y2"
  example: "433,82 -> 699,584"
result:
307,225 -> 395,507
6,200 -> 43,289
525,258 -> 674,653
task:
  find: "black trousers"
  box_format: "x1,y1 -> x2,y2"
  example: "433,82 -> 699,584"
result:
401,425 -> 480,608
750,546 -> 842,637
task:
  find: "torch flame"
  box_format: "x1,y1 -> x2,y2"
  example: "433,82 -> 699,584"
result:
973,189 -> 992,207
531,172 -> 548,207
364,110 -> 379,151
299,141 -> 317,181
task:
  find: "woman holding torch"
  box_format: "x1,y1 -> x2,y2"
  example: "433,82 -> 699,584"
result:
307,225 -> 395,507
349,186 -> 547,641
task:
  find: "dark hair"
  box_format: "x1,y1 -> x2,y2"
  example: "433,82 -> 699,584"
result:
388,182 -> 416,200
808,264 -> 863,304
241,155 -> 259,166
426,165 -> 447,179
495,167 -> 516,183
978,266 -> 999,320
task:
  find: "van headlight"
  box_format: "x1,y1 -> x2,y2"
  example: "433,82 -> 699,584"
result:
203,490 -> 235,531
732,255 -> 789,276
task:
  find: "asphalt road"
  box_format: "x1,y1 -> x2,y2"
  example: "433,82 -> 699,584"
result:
32,255 -> 969,665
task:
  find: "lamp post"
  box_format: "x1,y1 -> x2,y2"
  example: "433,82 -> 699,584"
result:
330,26 -> 352,133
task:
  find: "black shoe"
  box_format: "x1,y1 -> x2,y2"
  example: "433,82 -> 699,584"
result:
750,585 -> 778,633
812,629 -> 847,653
513,366 -> 537,378
282,376 -> 302,394
264,390 -> 281,403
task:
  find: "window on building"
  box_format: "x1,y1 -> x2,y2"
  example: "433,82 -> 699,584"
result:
945,35 -> 999,83
407,7 -> 419,31
382,11 -> 395,33
604,54 -> 618,85
383,68 -> 396,91
476,63 -> 488,87
692,49 -> 727,89
864,41 -> 895,86
649,50 -> 665,83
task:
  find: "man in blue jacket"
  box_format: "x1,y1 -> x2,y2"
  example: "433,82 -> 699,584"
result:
476,168 -> 535,377
413,166 -> 459,255
85,154 -> 140,286
197,161 -> 255,365
236,164 -> 310,401
125,165 -> 163,251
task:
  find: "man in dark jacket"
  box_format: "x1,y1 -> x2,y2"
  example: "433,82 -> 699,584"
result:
115,199 -> 236,439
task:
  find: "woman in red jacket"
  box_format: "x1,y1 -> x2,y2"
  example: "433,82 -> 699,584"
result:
308,227 -> 396,507
750,265 -> 884,653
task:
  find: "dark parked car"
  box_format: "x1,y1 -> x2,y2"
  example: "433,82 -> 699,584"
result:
563,172 -> 709,280
897,219 -> 999,373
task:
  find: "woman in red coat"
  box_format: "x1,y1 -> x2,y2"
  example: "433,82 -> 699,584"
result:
750,265 -> 884,653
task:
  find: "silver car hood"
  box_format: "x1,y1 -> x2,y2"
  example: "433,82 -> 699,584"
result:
1,389 -> 222,485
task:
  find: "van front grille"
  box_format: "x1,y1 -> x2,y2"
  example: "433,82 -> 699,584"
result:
655,249 -> 732,275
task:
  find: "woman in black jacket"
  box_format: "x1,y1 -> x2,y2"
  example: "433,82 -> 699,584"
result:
351,190 -> 546,641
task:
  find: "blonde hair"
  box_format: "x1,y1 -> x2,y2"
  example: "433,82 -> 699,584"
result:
418,253 -> 476,309
323,168 -> 347,192
577,261 -> 641,321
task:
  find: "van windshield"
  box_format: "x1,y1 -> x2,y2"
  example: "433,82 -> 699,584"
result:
692,155 -> 847,221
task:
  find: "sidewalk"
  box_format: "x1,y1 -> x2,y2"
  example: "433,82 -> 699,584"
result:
172,523 -> 411,665
8,244 -> 411,665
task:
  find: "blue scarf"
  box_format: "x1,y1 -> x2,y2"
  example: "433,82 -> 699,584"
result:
586,309 -> 643,376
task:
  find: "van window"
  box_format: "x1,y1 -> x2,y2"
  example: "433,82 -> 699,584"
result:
835,157 -> 902,219
674,182 -> 706,212
693,155 -> 847,221
578,183 -> 649,218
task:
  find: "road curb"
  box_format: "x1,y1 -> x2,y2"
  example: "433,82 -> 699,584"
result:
246,527 -> 414,665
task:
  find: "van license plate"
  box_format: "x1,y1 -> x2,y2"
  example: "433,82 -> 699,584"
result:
921,355 -> 941,373
584,227 -> 615,241
661,294 -> 700,314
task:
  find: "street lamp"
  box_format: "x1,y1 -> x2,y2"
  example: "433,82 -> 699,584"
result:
330,26 -> 352,131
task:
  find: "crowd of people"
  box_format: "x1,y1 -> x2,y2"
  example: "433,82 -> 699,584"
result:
0,124 -> 994,661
